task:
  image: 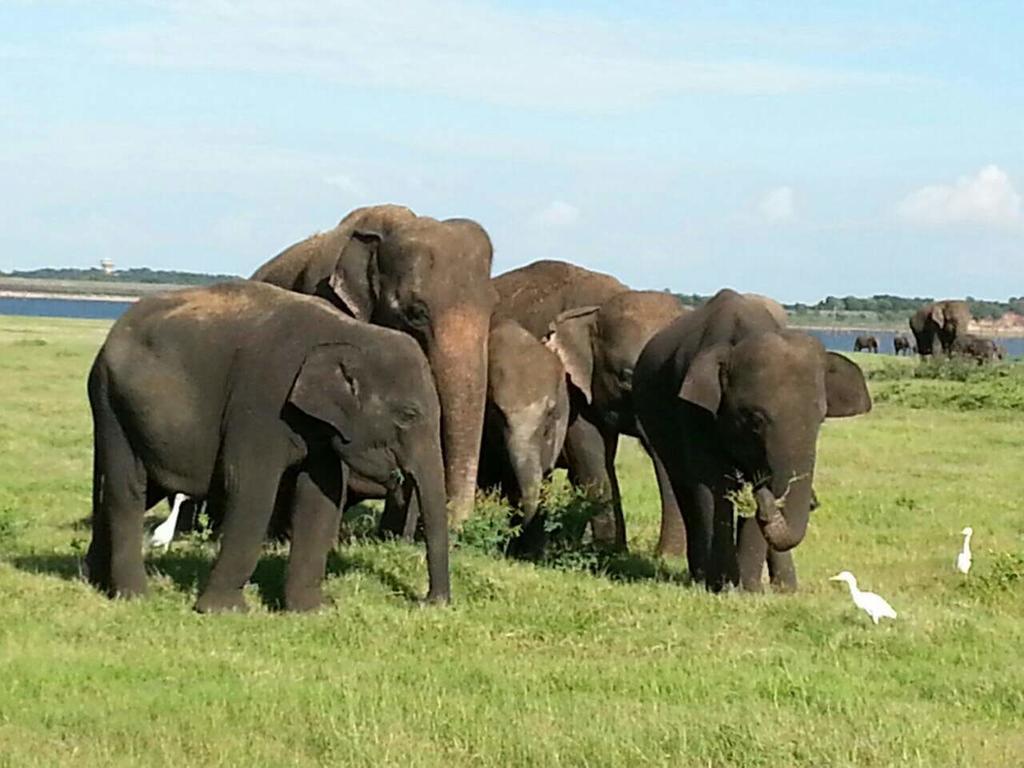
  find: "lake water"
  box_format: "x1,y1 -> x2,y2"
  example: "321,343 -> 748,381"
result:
0,296 -> 133,320
805,328 -> 1024,358
2,296 -> 1022,357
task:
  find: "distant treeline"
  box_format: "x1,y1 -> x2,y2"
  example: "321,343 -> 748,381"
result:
674,293 -> 1024,321
1,267 -> 239,285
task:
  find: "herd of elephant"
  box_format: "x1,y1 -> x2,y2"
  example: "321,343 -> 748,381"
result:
84,203 -> 879,613
854,302 -> 1006,362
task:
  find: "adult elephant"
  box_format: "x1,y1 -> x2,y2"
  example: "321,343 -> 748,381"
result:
253,204 -> 496,525
635,290 -> 871,592
85,281 -> 450,612
909,300 -> 972,356
545,290 -> 687,552
893,334 -> 912,355
854,335 -> 879,353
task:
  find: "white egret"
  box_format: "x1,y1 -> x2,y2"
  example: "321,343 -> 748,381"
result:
829,571 -> 897,625
145,493 -> 186,550
956,526 -> 973,575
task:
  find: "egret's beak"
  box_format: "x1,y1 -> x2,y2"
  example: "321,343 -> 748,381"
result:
828,575 -> 843,581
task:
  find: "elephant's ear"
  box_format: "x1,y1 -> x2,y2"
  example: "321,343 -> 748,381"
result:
678,345 -> 728,415
824,352 -> 872,417
929,303 -> 945,326
287,343 -> 362,442
327,229 -> 381,321
545,306 -> 599,403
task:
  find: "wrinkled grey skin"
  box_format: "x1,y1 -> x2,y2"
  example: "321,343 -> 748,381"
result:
546,290 -> 688,551
893,335 -> 913,355
635,289 -> 871,592
854,335 -> 879,353
478,320 -> 569,555
85,281 -> 450,612
952,333 -> 1002,363
253,204 -> 497,526
909,300 -> 972,356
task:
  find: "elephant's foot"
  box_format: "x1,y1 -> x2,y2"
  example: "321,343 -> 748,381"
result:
110,562 -> 148,600
589,510 -> 627,552
284,586 -> 328,613
194,588 -> 248,614
423,589 -> 451,606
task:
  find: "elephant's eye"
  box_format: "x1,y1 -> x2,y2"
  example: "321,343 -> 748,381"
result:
405,301 -> 431,328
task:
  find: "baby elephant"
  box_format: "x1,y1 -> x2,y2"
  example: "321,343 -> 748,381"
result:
479,320 -> 569,555
85,281 -> 450,612
952,333 -> 1002,364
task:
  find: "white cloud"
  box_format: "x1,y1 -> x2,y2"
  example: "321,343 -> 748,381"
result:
323,173 -> 364,197
87,1 -> 927,113
896,165 -> 1022,228
531,200 -> 580,229
758,186 -> 796,222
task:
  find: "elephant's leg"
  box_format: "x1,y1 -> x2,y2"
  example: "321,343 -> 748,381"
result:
736,515 -> 768,592
767,549 -> 797,593
284,457 -> 345,612
86,404 -> 148,598
378,488 -> 409,539
648,445 -> 686,558
678,482 -> 714,586
195,447 -> 286,613
563,418 -> 623,550
707,492 -> 738,592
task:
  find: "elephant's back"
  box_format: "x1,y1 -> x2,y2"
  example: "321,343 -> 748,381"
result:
493,260 -> 628,338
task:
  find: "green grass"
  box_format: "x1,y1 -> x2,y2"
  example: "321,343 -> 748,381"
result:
1,320 -> 1022,767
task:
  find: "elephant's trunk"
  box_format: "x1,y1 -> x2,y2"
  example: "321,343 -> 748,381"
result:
509,446 -> 543,526
409,438 -> 451,603
754,465 -> 814,553
430,306 -> 490,527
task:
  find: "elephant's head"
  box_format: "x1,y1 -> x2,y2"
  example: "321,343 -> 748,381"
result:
545,290 -> 687,435
326,215 -> 497,526
486,320 -> 569,521
911,300 -> 973,355
286,336 -> 450,602
679,332 -> 871,552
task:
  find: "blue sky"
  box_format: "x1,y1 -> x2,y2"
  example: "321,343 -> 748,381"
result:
1,1 -> 1021,302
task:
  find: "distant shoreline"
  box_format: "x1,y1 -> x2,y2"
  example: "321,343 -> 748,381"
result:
0,290 -> 139,303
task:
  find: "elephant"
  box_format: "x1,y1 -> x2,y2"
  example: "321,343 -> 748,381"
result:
854,335 -> 879,353
634,289 -> 871,593
492,259 -> 629,338
893,334 -> 912,355
252,204 -> 496,526
84,281 -> 450,612
478,320 -> 570,555
909,300 -> 972,356
544,290 -> 688,552
952,333 -> 1002,363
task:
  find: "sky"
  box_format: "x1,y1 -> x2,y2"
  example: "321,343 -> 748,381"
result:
1,1 -> 1021,302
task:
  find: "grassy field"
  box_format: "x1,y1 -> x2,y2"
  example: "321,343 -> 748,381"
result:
1,316 -> 1022,767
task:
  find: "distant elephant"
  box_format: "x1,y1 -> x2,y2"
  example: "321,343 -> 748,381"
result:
85,281 -> 450,612
854,335 -> 879,353
952,333 -> 1001,364
252,204 -> 496,525
893,334 -> 912,355
909,300 -> 972,356
635,289 -> 871,592
478,320 -> 569,555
